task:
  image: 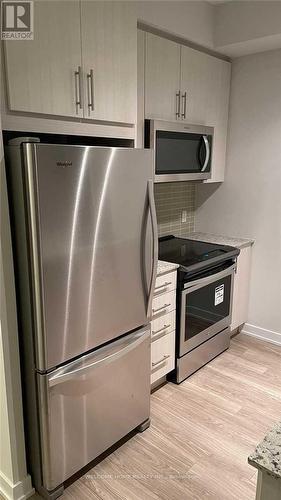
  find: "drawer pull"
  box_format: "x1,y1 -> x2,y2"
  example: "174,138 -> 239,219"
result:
155,281 -> 172,291
152,303 -> 171,314
152,324 -> 171,336
152,354 -> 170,368
151,330 -> 170,343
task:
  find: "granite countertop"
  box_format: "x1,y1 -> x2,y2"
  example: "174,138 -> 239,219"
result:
157,260 -> 179,276
248,422 -> 281,479
188,232 -> 254,250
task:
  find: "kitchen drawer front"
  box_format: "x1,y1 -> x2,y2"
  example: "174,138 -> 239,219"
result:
151,330 -> 175,384
152,290 -> 176,318
154,271 -> 177,296
151,310 -> 176,342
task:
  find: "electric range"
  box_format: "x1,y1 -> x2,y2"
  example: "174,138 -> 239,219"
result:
159,235 -> 240,383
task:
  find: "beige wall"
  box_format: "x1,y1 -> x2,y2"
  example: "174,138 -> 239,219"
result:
0,102 -> 33,498
196,49 -> 281,337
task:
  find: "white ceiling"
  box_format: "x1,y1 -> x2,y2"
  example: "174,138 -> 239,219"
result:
208,0 -> 280,3
213,0 -> 281,57
208,1 -> 233,4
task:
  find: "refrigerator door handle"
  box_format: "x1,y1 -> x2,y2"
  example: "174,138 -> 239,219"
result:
147,180 -> 158,319
48,328 -> 150,387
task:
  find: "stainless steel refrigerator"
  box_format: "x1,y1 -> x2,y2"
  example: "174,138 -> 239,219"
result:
6,138 -> 158,499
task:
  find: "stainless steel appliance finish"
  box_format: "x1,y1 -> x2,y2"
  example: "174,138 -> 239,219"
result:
145,119 -> 214,182
16,142 -> 156,371
158,236 -> 239,385
176,327 -> 230,383
38,327 -> 151,491
175,260 -> 235,384
179,262 -> 235,357
6,139 -> 156,498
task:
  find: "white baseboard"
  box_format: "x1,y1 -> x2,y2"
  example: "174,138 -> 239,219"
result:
242,323 -> 281,346
0,471 -> 34,500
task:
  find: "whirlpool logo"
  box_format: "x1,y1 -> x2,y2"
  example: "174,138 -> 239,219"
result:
56,161 -> 73,168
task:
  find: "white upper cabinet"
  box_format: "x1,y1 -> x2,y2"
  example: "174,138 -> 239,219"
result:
4,0 -> 82,118
180,46 -> 212,124
143,32 -> 231,182
80,1 -> 136,123
145,33 -> 180,121
4,0 -> 137,124
204,57 -> 231,182
181,46 -> 231,181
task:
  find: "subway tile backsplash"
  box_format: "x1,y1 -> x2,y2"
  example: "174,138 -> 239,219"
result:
154,182 -> 196,237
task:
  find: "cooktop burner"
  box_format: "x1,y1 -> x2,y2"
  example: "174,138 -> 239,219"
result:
159,235 -> 239,273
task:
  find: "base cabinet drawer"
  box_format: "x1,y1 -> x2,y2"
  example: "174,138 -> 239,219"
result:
154,271 -> 177,296
151,311 -> 175,341
152,290 -> 176,318
151,331 -> 175,384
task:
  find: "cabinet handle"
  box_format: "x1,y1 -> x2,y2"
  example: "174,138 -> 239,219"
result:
152,303 -> 171,314
87,69 -> 94,114
181,91 -> 187,119
155,281 -> 172,291
152,324 -> 171,336
74,66 -> 82,112
151,329 -> 171,343
176,90 -> 181,119
152,354 -> 170,368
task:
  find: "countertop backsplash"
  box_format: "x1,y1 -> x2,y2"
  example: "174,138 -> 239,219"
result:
154,182 -> 196,237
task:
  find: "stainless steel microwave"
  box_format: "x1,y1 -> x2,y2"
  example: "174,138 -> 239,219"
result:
145,120 -> 214,182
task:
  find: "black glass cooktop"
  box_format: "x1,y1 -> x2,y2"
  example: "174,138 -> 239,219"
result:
159,235 -> 239,272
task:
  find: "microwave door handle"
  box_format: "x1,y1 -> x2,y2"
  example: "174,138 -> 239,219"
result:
201,135 -> 210,172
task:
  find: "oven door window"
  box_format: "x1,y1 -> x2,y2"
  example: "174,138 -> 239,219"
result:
155,131 -> 212,175
185,275 -> 231,341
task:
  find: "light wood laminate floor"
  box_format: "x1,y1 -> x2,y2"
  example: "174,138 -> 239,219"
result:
43,334 -> 281,499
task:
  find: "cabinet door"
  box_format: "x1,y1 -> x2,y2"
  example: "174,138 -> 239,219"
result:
181,46 -> 231,181
205,58 -> 231,182
145,33 -> 181,121
231,246 -> 252,331
81,1 -> 136,124
4,0 -> 82,118
180,45 -> 212,124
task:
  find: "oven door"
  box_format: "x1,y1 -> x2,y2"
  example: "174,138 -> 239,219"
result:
179,263 -> 235,357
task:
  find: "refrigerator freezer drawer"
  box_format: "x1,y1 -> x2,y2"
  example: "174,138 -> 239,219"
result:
37,327 -> 151,492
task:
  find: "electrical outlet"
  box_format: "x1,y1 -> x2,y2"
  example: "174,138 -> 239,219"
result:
181,210 -> 187,223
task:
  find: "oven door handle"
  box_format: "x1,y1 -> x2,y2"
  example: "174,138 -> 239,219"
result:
184,263 -> 236,291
